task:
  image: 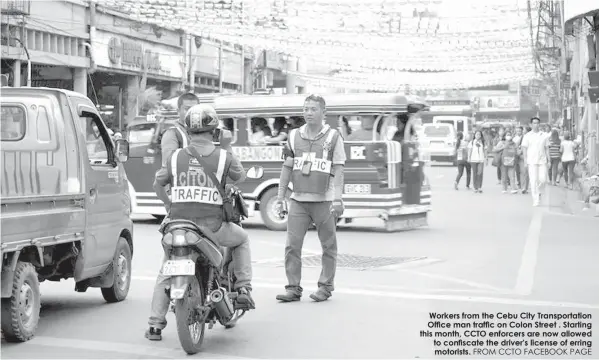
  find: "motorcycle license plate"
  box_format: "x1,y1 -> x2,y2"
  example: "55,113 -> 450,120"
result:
162,260 -> 195,276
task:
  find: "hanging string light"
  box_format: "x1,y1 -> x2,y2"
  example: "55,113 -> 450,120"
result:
100,0 -> 539,85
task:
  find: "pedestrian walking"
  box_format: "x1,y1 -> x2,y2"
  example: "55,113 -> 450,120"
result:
492,127 -> 505,184
516,126 -> 531,194
513,126 -> 524,188
468,130 -> 486,193
560,131 -> 577,189
454,132 -> 471,190
521,117 -> 550,207
547,129 -> 562,185
496,130 -> 519,194
274,94 -> 346,303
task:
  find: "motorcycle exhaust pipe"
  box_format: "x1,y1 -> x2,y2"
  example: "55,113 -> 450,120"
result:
209,288 -> 234,320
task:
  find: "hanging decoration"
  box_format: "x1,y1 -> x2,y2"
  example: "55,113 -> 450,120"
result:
100,0 -> 539,88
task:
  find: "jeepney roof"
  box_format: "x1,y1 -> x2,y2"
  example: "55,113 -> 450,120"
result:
213,93 -> 428,117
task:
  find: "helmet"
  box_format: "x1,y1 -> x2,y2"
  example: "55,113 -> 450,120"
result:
184,104 -> 219,134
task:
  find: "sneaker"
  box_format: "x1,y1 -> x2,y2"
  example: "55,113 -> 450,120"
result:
522,190 -> 528,194
235,287 -> 255,309
145,327 -> 162,341
502,190 -> 508,194
276,290 -> 301,302
454,182 -> 458,190
511,189 -> 519,194
309,288 -> 332,302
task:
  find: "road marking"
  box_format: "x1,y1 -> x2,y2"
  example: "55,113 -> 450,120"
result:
400,269 -> 514,294
131,276 -> 599,309
514,208 -> 544,295
25,336 -> 253,359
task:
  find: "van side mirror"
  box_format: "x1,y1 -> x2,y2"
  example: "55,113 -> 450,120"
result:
115,139 -> 129,163
246,166 -> 264,179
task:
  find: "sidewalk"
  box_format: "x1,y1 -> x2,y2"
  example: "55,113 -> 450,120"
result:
546,184 -> 599,217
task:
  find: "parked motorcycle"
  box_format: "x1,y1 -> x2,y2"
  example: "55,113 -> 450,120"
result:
159,166 -> 264,354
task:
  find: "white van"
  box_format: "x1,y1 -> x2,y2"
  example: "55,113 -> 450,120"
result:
419,123 -> 457,162
433,116 -> 472,135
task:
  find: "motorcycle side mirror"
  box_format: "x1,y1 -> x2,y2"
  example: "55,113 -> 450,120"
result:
246,166 -> 264,179
115,139 -> 130,163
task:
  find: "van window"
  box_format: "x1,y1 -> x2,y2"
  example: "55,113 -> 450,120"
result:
1,105 -> 26,141
128,123 -> 156,144
80,115 -> 111,165
423,125 -> 452,137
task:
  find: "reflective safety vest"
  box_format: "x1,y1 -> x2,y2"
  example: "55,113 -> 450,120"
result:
288,127 -> 339,194
171,123 -> 190,148
168,147 -> 229,221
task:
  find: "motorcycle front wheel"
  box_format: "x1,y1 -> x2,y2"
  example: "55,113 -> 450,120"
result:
175,274 -> 205,355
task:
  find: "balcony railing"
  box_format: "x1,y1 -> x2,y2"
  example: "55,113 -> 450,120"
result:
1,0 -> 30,16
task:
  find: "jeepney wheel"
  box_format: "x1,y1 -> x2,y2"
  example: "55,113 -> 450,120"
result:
1,261 -> 41,342
260,188 -> 288,231
101,237 -> 132,303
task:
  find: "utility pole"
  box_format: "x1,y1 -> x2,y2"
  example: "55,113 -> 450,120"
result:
218,41 -> 223,93
589,13 -> 599,171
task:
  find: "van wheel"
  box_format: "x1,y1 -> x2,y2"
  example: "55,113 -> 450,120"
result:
1,262 -> 41,342
101,237 -> 132,303
260,188 -> 287,231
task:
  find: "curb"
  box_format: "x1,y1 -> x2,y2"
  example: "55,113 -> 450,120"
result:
546,185 -> 599,217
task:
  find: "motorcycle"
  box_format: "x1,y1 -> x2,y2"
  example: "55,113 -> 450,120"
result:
159,166 -> 264,354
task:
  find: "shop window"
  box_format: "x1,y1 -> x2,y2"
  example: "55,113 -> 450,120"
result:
36,105 -> 52,142
248,116 -> 305,146
1,105 -> 26,141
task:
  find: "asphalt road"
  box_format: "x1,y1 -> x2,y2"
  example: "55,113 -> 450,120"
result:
3,163 -> 598,359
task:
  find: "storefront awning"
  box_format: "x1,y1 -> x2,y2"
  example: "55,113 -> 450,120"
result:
564,4 -> 598,29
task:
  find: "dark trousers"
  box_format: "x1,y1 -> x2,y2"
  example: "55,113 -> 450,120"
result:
548,158 -> 561,183
455,161 -> 471,187
562,161 -> 575,185
470,162 -> 484,190
285,200 -> 337,295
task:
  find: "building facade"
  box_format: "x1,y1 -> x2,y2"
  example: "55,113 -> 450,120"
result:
1,0 -> 89,92
89,3 -> 186,128
191,37 -> 245,93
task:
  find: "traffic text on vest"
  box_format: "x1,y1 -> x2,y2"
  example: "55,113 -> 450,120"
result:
171,186 -> 223,205
293,152 -> 332,173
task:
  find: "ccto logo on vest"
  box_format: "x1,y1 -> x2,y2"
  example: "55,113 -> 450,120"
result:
169,149 -> 224,207
289,127 -> 338,194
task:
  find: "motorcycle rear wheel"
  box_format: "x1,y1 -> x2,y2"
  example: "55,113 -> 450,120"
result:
175,275 -> 205,355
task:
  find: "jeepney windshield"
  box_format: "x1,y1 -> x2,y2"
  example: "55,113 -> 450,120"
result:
127,123 -> 156,144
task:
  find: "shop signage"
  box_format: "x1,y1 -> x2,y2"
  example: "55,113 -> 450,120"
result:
475,95 -> 520,112
107,37 -> 162,72
427,99 -> 471,113
95,31 -> 183,79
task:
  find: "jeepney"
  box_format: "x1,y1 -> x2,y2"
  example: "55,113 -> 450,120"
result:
124,93 -> 431,232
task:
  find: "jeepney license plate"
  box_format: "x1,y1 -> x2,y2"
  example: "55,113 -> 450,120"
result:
344,184 -> 371,194
162,260 -> 195,276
